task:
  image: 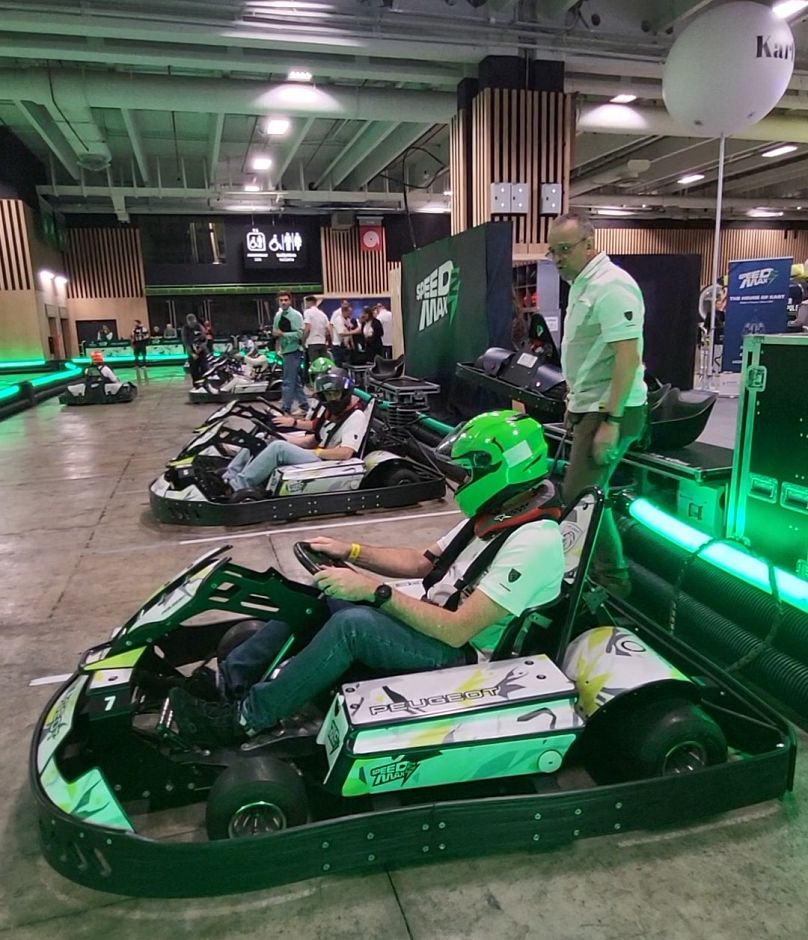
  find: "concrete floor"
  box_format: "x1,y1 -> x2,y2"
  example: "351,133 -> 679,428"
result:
1,369 -> 806,939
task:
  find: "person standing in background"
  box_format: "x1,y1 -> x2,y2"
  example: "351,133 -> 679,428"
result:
374,302 -> 393,358
303,295 -> 332,367
361,305 -> 384,360
182,313 -> 209,386
130,319 -> 149,367
547,211 -> 648,599
274,291 -> 309,415
96,324 -> 114,343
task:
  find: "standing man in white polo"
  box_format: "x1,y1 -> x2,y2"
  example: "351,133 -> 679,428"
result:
375,302 -> 394,358
303,295 -> 332,367
547,211 -> 648,597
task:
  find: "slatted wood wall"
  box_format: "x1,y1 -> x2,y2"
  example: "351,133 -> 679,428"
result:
321,227 -> 390,295
0,199 -> 33,291
596,226 -> 808,285
449,111 -> 468,236
460,88 -> 573,253
64,226 -> 145,299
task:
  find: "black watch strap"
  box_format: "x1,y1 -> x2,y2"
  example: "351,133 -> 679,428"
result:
372,584 -> 393,607
605,413 -> 623,424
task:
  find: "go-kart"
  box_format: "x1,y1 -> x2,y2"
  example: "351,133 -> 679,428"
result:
31,487 -> 795,897
188,346 -> 282,405
58,368 -> 138,406
150,397 -> 446,526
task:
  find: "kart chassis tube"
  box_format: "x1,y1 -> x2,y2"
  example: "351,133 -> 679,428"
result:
149,474 -> 446,526
31,612 -> 795,898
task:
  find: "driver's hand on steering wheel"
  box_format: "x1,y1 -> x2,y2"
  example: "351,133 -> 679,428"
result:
274,414 -> 296,428
307,536 -> 351,561
314,567 -> 377,602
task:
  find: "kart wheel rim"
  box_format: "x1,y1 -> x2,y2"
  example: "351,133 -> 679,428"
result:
662,741 -> 708,775
228,801 -> 287,838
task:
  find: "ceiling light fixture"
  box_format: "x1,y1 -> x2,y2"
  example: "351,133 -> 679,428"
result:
244,183 -> 261,192
610,93 -> 637,104
762,144 -> 798,158
595,208 -> 634,217
252,155 -> 273,170
265,118 -> 290,136
288,69 -> 312,82
678,173 -> 705,185
747,208 -> 784,218
443,189 -> 452,196
773,0 -> 808,18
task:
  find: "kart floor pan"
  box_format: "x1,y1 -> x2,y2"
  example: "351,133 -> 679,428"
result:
149,475 -> 447,526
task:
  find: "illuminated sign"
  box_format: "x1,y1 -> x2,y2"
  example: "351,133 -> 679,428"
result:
244,226 -> 307,268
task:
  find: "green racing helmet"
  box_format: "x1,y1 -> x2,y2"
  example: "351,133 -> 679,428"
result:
437,410 -> 550,518
309,356 -> 335,379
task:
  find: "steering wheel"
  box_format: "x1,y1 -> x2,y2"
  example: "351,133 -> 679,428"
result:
293,541 -> 350,575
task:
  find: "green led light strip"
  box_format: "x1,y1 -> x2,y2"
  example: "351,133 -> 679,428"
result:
0,358 -> 48,369
30,367 -> 83,388
0,385 -> 21,402
72,355 -> 188,365
629,498 -> 808,615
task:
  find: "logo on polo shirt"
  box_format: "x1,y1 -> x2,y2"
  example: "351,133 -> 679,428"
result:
416,260 -> 461,332
508,568 -> 522,583
624,310 -> 633,321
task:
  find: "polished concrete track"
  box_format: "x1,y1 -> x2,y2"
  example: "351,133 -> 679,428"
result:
1,372 -> 805,940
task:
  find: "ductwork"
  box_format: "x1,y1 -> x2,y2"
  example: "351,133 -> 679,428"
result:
571,158 -> 651,197
0,69 -> 456,125
573,194 -> 804,210
578,103 -> 808,144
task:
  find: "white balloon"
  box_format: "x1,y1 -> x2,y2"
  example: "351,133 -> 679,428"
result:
663,2 -> 795,136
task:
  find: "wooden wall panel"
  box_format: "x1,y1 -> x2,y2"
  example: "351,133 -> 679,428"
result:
321,227 -> 389,295
64,226 -> 145,299
0,199 -> 34,291
449,112 -> 468,236
596,227 -> 808,285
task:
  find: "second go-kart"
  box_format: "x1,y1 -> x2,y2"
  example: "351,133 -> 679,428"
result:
30,487 -> 795,897
188,344 -> 282,405
59,355 -> 137,406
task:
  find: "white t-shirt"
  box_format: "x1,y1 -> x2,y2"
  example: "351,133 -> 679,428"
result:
561,252 -> 647,413
376,307 -> 393,345
304,307 -> 330,346
399,518 -> 564,657
329,311 -> 343,342
317,408 -> 368,452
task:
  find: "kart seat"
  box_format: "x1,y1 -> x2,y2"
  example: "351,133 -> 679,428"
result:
489,486 -> 605,664
370,354 -> 405,380
648,387 -> 717,452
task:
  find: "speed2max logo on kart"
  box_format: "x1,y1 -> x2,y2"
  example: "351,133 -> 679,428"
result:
416,261 -> 461,331
369,759 -> 419,786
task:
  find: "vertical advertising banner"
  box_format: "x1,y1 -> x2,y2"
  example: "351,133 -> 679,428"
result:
722,256 -> 791,372
401,222 -> 512,395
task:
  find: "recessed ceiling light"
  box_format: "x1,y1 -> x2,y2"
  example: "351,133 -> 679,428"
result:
773,0 -> 808,18
265,118 -> 290,136
610,94 -> 637,104
443,189 -> 452,197
762,144 -> 798,158
747,208 -> 784,218
244,183 -> 261,192
288,69 -> 312,82
678,173 -> 705,185
252,156 -> 273,170
595,208 -> 634,217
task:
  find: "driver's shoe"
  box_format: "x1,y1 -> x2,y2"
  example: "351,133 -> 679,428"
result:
169,687 -> 246,747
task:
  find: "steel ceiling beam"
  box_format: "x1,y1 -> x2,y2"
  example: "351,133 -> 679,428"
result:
13,100 -> 80,179
275,116 -> 315,189
343,123 -> 433,190
121,108 -> 150,184
206,112 -> 225,186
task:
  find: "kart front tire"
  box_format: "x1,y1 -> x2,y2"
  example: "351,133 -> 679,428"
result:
604,697 -> 727,781
217,619 -> 266,662
206,756 -> 308,840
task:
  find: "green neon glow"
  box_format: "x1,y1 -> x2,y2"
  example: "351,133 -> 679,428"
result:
72,354 -> 188,365
0,358 -> 47,369
30,367 -> 83,388
629,498 -> 808,614
0,385 -> 21,402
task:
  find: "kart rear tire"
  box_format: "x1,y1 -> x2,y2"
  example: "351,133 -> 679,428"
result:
206,755 -> 308,840
375,465 -> 419,487
604,697 -> 727,781
217,620 -> 266,662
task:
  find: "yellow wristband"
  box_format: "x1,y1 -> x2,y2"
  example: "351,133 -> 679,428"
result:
314,448 -> 323,457
348,543 -> 361,562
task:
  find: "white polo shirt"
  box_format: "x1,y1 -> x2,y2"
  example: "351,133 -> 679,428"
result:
304,307 -> 330,347
398,518 -> 564,658
561,252 -> 647,413
376,307 -> 393,346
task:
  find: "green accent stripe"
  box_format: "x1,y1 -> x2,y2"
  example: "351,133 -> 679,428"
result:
145,282 -> 323,297
84,647 -> 146,671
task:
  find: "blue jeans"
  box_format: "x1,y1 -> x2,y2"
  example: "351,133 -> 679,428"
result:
223,439 -> 322,490
281,349 -> 309,412
220,600 -> 471,731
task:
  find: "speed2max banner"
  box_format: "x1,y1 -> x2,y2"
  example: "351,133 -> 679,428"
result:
401,222 -> 513,393
722,256 -> 792,372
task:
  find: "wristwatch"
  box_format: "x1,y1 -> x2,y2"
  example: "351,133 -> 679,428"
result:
372,584 -> 393,608
604,413 -> 623,425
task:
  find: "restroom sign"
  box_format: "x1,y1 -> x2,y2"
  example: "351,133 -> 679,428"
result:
244,226 -> 307,267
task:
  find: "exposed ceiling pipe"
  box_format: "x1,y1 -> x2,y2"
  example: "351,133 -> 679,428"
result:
578,103 -> 808,144
0,68 -> 455,124
570,159 -> 651,197
573,194 -> 805,210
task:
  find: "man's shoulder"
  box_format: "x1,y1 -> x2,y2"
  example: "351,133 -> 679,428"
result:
588,256 -> 641,293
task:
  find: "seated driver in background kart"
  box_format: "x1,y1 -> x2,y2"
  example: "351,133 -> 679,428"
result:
88,350 -> 121,385
221,367 -> 366,495
169,411 -> 566,747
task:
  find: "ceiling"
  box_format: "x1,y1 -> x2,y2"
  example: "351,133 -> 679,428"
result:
1,0 -> 807,222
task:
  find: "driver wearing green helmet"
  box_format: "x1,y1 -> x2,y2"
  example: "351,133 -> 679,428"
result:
170,410 -> 567,747
272,356 -> 336,433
